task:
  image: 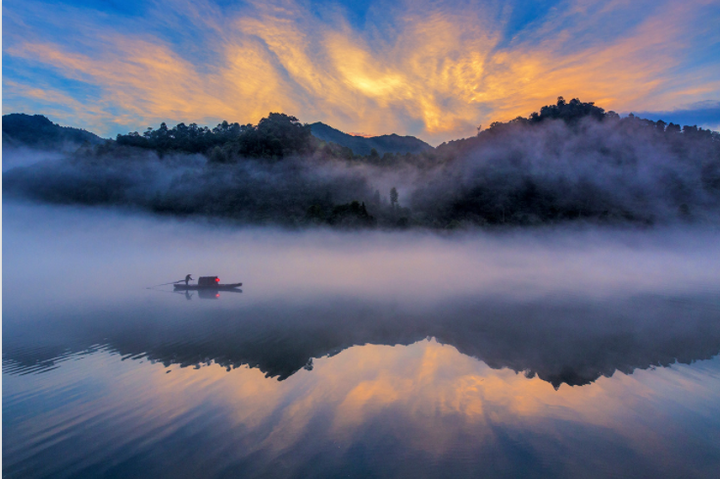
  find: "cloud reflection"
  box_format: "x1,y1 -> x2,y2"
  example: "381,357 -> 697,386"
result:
5,340 -> 720,478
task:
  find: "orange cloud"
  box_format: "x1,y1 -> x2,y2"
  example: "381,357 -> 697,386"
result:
3,0 -> 719,142
2,80 -> 115,124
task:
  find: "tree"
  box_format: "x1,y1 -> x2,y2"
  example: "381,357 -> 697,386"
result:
233,113 -> 312,159
327,201 -> 376,227
390,187 -> 398,209
666,123 -> 681,134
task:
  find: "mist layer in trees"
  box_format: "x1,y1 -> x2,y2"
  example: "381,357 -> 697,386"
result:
3,98 -> 719,229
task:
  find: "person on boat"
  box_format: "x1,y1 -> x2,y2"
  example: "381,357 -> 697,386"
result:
185,274 -> 193,285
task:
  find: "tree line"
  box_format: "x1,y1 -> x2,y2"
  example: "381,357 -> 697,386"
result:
5,97 -> 720,229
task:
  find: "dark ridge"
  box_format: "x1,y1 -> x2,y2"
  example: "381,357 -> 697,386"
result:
3,98 -> 720,228
310,122 -> 432,156
2,113 -> 105,150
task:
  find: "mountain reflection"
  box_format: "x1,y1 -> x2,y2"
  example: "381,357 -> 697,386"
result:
4,293 -> 719,388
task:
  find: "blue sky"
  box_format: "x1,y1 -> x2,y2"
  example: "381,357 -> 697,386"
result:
3,0 -> 720,143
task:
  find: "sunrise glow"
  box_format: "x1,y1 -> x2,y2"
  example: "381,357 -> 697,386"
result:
3,0 -> 719,143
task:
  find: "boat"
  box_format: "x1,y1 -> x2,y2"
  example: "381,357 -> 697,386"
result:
174,283 -> 242,290
174,276 -> 242,290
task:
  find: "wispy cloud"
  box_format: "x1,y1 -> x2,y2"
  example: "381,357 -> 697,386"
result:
3,0 -> 719,142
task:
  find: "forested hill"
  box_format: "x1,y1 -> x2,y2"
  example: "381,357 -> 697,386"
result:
2,113 -> 105,150
1,113 -> 431,158
436,97 -> 717,156
4,98 -> 720,229
110,113 -> 432,163
309,122 -> 431,156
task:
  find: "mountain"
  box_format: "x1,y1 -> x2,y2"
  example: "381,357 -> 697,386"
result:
310,122 -> 431,156
2,113 -> 105,150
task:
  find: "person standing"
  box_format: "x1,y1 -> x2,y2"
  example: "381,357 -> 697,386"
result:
185,274 -> 193,285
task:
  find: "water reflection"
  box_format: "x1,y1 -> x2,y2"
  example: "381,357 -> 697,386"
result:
191,289 -> 242,299
4,203 -> 720,478
4,292 -> 720,388
4,341 -> 720,478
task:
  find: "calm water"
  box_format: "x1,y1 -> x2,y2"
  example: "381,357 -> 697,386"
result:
4,203 -> 720,478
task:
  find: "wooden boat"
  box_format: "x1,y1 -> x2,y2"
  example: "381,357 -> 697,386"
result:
174,276 -> 241,290
174,283 -> 242,291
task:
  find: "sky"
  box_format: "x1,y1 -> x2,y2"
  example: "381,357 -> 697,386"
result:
3,0 -> 720,144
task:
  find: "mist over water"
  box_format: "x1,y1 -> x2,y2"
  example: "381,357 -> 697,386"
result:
5,201 -> 720,305
4,201 -> 720,478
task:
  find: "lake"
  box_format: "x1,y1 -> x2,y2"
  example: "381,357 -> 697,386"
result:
3,202 -> 720,478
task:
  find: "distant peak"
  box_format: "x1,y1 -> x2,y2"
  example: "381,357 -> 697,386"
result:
309,121 -> 431,156
3,113 -> 54,125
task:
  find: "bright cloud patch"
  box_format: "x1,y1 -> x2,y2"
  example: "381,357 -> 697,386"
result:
3,0 -> 719,143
